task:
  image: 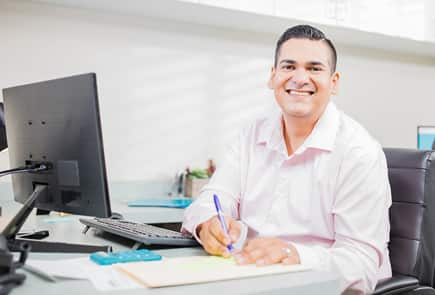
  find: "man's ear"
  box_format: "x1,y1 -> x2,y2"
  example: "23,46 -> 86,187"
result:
331,71 -> 340,95
267,66 -> 276,89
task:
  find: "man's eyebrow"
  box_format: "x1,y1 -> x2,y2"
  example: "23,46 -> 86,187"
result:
279,59 -> 296,65
307,61 -> 327,67
278,60 -> 327,67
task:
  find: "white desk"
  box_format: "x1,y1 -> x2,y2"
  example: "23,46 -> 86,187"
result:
17,250 -> 340,295
1,200 -> 341,294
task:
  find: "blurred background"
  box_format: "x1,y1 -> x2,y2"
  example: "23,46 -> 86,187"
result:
0,0 -> 434,196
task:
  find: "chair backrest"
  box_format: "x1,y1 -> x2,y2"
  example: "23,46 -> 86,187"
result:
384,148 -> 435,286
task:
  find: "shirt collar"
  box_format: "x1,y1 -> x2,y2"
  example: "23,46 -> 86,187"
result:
303,102 -> 340,152
256,110 -> 283,151
256,102 -> 340,153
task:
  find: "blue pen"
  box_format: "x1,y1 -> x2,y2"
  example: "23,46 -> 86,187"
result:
213,194 -> 234,252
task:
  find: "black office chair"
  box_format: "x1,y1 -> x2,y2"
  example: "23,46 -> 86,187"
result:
373,148 -> 435,295
0,102 -> 7,151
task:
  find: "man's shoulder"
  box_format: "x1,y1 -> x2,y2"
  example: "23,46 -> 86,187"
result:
239,112 -> 281,141
335,110 -> 383,159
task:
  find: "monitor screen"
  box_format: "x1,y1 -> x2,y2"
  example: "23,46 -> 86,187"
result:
2,73 -> 111,217
417,126 -> 435,150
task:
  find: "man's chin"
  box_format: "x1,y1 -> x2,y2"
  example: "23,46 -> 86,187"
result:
281,105 -> 312,118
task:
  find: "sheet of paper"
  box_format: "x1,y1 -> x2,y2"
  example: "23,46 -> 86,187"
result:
26,257 -> 143,291
26,258 -> 88,279
80,258 -> 143,291
117,255 -> 311,287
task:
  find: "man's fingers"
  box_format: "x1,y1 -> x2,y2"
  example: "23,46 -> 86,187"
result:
228,229 -> 239,243
237,247 -> 282,266
205,238 -> 230,257
281,245 -> 300,265
243,238 -> 273,252
209,217 -> 231,245
198,217 -> 233,257
256,246 -> 285,266
235,238 -> 300,266
228,219 -> 241,242
235,247 -> 264,265
201,227 -> 230,257
247,248 -> 265,263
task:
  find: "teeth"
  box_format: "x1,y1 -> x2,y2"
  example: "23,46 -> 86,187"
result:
288,90 -> 312,96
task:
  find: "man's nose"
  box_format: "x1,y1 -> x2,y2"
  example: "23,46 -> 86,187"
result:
290,69 -> 309,86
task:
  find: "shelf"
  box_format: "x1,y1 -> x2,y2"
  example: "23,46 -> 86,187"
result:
31,0 -> 435,59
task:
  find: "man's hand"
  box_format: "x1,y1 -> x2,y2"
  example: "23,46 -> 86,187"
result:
197,215 -> 241,257
234,237 -> 300,266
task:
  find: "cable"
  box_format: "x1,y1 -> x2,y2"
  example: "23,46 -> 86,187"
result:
0,164 -> 49,178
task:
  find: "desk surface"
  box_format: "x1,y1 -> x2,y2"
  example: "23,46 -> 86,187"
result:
1,200 -> 341,295
17,250 -> 340,295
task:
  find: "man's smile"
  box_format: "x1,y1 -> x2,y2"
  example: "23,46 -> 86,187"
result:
285,89 -> 315,96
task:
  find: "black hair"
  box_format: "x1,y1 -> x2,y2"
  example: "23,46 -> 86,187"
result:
274,25 -> 337,73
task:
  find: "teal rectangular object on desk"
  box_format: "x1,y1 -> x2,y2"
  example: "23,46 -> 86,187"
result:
90,249 -> 162,265
128,198 -> 192,208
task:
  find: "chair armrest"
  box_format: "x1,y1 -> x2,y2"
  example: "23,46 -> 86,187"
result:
373,275 -> 419,295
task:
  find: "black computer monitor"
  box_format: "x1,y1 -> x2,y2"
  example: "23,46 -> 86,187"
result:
3,73 -> 111,217
1,73 -> 112,252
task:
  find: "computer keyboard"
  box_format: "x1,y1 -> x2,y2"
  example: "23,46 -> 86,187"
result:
79,217 -> 199,247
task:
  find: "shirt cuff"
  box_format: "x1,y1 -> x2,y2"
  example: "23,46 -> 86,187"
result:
191,222 -> 207,245
291,242 -> 320,268
182,213 -> 216,245
232,221 -> 248,250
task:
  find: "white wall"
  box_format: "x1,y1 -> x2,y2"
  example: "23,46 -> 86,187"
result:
336,46 -> 435,148
1,1 -> 435,184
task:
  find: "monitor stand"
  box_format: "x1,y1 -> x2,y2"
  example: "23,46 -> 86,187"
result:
2,185 -> 112,253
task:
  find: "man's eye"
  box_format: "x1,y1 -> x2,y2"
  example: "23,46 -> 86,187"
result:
309,67 -> 322,72
281,65 -> 295,71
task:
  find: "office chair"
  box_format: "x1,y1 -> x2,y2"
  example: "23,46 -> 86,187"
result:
0,102 -> 6,151
373,148 -> 435,295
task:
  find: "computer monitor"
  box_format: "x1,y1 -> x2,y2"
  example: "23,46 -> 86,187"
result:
3,73 -> 111,217
1,73 -> 112,252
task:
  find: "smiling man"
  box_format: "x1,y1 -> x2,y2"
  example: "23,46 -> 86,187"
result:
182,25 -> 392,294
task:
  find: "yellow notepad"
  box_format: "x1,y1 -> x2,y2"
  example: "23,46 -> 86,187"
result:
116,255 -> 310,287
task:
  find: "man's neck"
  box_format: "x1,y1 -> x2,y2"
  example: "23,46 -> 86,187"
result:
281,114 -> 319,156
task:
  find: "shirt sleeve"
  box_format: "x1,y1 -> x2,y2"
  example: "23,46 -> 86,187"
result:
293,145 -> 392,294
181,133 -> 243,241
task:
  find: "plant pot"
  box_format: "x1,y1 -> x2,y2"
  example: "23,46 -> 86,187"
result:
184,178 -> 209,198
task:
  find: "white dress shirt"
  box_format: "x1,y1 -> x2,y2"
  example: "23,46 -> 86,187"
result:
182,101 -> 392,294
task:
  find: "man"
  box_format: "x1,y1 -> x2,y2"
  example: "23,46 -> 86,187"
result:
182,25 -> 391,294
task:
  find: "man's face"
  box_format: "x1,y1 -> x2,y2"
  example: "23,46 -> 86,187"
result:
269,38 -> 339,121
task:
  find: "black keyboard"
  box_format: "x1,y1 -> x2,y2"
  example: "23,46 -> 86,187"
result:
79,217 -> 199,247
